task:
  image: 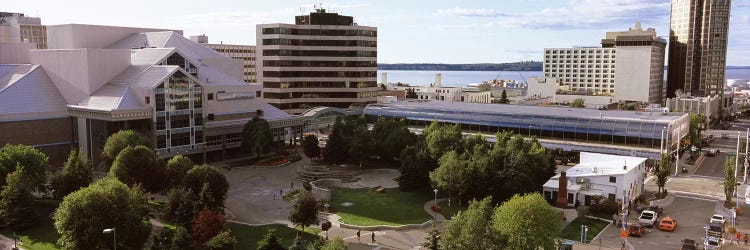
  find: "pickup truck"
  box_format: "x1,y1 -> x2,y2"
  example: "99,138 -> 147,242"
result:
639,210 -> 658,226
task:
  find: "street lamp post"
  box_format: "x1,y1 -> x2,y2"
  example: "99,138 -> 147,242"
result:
103,228 -> 116,250
433,189 -> 438,229
529,126 -> 533,137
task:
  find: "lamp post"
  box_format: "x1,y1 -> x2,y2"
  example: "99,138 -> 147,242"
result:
103,228 -> 116,250
433,189 -> 438,229
529,125 -> 533,137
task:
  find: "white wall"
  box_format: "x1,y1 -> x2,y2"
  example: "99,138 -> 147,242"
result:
0,42 -> 35,64
29,48 -> 131,104
526,77 -> 558,99
614,46 -> 652,103
553,94 -> 613,108
46,24 -> 182,49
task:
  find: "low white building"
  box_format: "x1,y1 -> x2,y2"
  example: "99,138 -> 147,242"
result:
387,83 -> 491,103
543,152 -> 647,208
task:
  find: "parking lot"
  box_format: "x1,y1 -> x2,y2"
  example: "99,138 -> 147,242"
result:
596,196 -> 717,249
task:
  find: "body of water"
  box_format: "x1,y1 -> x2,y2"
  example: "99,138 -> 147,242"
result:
378,69 -> 750,87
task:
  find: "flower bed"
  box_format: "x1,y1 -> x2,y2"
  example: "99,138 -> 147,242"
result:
255,156 -> 289,166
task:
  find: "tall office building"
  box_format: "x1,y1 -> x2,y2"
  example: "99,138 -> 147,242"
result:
543,23 -> 666,104
256,8 -> 378,114
0,12 -> 47,49
666,0 -> 731,98
192,34 -> 258,83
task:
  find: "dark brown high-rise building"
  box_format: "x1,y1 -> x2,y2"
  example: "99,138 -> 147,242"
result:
666,0 -> 731,98
256,8 -> 378,114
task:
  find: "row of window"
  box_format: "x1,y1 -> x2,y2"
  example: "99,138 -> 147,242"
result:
262,39 -> 377,47
263,81 -> 377,89
544,69 -> 616,74
264,92 -> 362,99
263,71 -> 376,78
156,130 -> 204,149
262,60 -> 376,68
546,49 -> 614,54
546,55 -> 615,59
263,49 -> 376,57
545,60 -> 615,64
262,27 -> 377,37
213,48 -> 255,54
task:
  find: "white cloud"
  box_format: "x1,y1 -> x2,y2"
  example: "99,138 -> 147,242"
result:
436,6 -> 503,17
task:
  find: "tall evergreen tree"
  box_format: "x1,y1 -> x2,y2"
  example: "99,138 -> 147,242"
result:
241,117 -> 274,160
53,149 -> 92,199
0,165 -> 38,230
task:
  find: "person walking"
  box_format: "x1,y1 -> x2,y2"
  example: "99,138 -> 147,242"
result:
356,230 -> 361,242
371,231 -> 376,243
744,233 -> 748,245
737,231 -> 742,245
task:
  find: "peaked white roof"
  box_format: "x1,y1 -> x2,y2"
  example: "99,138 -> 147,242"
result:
71,84 -> 144,112
0,65 -> 68,121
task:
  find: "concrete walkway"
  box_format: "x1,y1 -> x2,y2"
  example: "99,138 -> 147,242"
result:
423,198 -> 447,223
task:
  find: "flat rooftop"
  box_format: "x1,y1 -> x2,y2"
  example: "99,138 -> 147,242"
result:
365,100 -> 686,123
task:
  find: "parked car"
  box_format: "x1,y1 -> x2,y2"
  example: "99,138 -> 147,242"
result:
639,210 -> 658,227
705,150 -> 715,157
680,239 -> 698,250
710,214 -> 726,225
647,205 -> 664,215
704,236 -> 722,250
628,224 -> 645,237
658,217 -> 677,231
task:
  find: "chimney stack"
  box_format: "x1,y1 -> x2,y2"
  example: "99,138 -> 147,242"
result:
556,171 -> 569,208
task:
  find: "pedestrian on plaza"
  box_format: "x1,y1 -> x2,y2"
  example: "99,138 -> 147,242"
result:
356,230 -> 361,242
280,189 -> 283,197
744,233 -> 748,245
737,232 -> 742,245
371,231 -> 376,243
291,182 -> 294,189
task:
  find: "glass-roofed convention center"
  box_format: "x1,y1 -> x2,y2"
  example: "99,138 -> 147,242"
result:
363,100 -> 690,159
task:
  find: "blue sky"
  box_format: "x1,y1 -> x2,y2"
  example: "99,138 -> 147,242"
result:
5,0 -> 750,65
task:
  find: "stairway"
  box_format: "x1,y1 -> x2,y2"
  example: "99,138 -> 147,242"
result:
294,165 -> 361,183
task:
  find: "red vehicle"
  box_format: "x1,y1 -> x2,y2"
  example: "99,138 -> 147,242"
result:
659,217 -> 677,231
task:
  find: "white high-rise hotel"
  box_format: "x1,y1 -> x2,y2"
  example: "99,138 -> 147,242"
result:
544,23 -> 666,104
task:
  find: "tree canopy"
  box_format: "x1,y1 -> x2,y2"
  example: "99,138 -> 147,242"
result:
655,153 -> 672,195
288,190 -> 319,232
492,193 -> 562,250
183,165 -> 229,210
725,155 -> 737,203
320,237 -> 347,250
109,145 -> 167,193
241,117 -> 274,159
440,197 -> 502,250
570,98 -> 585,108
166,155 -> 194,187
53,149 -> 92,199
192,208 -> 226,245
102,130 -> 152,164
256,230 -> 285,250
0,144 -> 49,190
205,229 -> 237,250
301,135 -> 321,158
54,178 -> 148,249
0,166 -> 38,230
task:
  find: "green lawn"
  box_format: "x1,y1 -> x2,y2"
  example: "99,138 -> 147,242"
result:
437,200 -> 466,220
0,199 -> 60,250
330,188 -> 433,226
228,223 -> 321,250
560,217 -> 610,243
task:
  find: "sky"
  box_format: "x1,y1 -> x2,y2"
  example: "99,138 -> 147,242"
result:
5,0 -> 750,65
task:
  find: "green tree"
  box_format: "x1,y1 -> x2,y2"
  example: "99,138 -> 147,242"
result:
430,151 -> 469,206
492,193 -> 562,250
570,98 -> 585,108
422,228 -> 441,250
183,165 -> 229,210
406,87 -> 418,99
166,155 -> 194,187
192,208 -> 225,245
655,154 -> 672,195
424,121 -> 463,159
165,187 -> 198,228
205,229 -> 237,250
725,155 -> 737,204
320,237 -> 347,250
0,144 -> 49,190
109,145 -> 167,193
102,130 -> 152,164
54,178 -> 148,249
53,149 -> 92,199
302,135 -> 321,158
323,118 -> 349,163
171,226 -> 194,249
288,235 -> 307,250
689,113 -> 707,148
0,165 -> 38,230
499,90 -> 509,104
257,230 -> 286,250
349,126 -> 373,163
241,117 -> 274,160
440,197 -> 503,250
289,190 -> 319,233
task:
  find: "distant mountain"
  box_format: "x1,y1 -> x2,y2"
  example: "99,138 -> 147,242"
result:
727,66 -> 750,69
378,61 -> 542,71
